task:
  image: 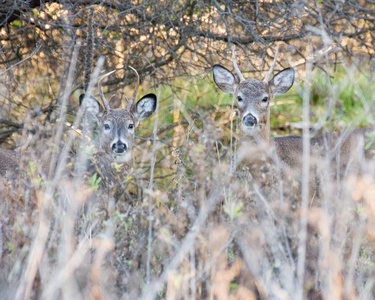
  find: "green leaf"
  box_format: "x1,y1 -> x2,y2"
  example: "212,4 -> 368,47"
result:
163,227 -> 171,237
28,161 -> 37,178
88,173 -> 102,190
365,131 -> 375,150
224,201 -> 244,221
8,242 -> 14,252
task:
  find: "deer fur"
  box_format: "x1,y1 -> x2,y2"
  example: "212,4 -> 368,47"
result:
274,129 -> 374,174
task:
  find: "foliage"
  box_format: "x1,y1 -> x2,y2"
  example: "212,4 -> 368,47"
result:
1,59 -> 375,299
2,0 -> 375,142
1,1 -> 375,299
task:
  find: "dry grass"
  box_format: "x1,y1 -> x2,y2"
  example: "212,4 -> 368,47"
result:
1,57 -> 375,300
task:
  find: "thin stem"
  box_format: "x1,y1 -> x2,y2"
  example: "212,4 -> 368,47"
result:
146,86 -> 160,284
296,51 -> 312,300
0,43 -> 42,77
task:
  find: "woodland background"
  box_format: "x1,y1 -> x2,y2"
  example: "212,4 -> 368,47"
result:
1,1 -> 375,299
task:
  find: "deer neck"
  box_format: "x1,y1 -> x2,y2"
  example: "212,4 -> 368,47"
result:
237,111 -> 272,175
93,150 -> 132,183
239,111 -> 271,147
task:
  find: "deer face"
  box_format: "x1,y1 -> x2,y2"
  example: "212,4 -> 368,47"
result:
235,78 -> 270,135
213,62 -> 294,139
98,94 -> 157,163
81,68 -> 157,164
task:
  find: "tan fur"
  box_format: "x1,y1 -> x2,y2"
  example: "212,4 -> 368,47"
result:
0,148 -> 20,179
274,127 -> 374,172
236,79 -> 272,144
98,109 -> 137,163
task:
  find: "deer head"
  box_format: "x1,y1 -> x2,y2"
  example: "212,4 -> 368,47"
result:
80,67 -> 157,164
212,45 -> 294,143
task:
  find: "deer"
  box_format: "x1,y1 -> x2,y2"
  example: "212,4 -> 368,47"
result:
212,46 -> 375,195
212,46 -> 296,186
0,67 -> 157,195
78,66 -> 157,193
80,67 -> 157,196
213,46 -> 375,300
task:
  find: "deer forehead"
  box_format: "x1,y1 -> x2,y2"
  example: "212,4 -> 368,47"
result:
237,79 -> 269,100
101,109 -> 135,124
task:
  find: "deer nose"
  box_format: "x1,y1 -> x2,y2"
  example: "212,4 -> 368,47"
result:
243,114 -> 257,127
112,141 -> 127,154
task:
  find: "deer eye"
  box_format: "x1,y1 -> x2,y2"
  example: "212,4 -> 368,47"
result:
262,97 -> 268,103
104,124 -> 110,130
237,96 -> 243,102
128,124 -> 134,130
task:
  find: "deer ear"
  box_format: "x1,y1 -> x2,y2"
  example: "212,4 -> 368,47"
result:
270,67 -> 295,95
132,93 -> 157,123
213,65 -> 237,94
79,93 -> 100,115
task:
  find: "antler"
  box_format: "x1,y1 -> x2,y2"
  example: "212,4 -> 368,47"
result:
126,66 -> 140,112
263,43 -> 280,83
98,70 -> 116,111
232,45 -> 245,83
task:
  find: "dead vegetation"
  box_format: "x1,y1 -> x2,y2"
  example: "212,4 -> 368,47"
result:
1,72 -> 375,299
2,1 -> 375,300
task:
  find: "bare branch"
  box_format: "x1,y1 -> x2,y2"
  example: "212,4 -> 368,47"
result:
0,43 -> 41,77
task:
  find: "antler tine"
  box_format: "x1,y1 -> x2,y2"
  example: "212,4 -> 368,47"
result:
263,43 -> 280,83
127,66 -> 140,112
98,70 -> 116,111
232,45 -> 245,83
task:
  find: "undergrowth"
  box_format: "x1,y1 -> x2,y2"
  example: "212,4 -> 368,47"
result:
1,64 -> 375,299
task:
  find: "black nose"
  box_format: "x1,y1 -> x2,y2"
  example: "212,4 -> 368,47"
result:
112,141 -> 127,153
243,114 -> 257,127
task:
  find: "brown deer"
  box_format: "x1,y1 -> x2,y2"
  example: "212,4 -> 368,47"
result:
79,67 -> 157,190
213,46 -> 375,300
212,46 -> 295,184
212,46 -> 374,191
0,67 -> 157,191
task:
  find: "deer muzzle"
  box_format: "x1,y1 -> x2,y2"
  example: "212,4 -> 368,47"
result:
112,140 -> 127,154
242,114 -> 258,128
